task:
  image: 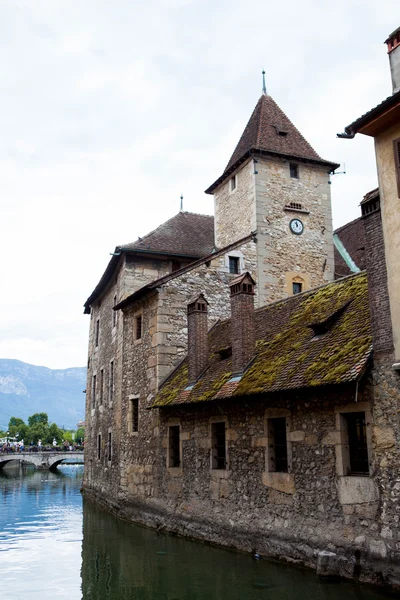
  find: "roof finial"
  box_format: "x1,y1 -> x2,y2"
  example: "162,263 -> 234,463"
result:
180,193 -> 184,212
262,69 -> 267,95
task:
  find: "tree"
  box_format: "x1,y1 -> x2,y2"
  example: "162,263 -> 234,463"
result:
28,413 -> 48,427
7,417 -> 27,440
8,417 -> 25,429
45,423 -> 63,445
76,427 -> 85,444
28,423 -> 47,444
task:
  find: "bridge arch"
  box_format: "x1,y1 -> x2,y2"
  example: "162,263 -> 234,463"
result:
0,452 -> 84,471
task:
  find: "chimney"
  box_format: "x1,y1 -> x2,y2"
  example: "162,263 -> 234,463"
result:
187,293 -> 209,384
230,273 -> 256,375
361,189 -> 394,357
385,27 -> 400,94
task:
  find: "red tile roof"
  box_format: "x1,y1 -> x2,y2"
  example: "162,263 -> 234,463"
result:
120,211 -> 215,258
206,95 -> 339,193
83,211 -> 215,313
153,272 -> 372,407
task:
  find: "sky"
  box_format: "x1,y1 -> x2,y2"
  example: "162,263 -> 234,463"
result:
0,1 -> 397,369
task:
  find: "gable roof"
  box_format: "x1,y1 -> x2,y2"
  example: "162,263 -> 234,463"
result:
115,233 -> 255,311
83,211 -> 215,313
153,272 -> 372,407
206,94 -> 339,194
120,211 -> 215,258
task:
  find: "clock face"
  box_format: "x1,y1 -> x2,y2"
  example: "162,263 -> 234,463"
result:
289,218 -> 304,235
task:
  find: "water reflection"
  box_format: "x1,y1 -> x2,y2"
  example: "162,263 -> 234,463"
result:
0,465 -> 83,600
81,501 -> 394,600
0,466 -> 397,600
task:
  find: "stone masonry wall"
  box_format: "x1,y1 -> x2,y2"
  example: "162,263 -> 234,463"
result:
213,156 -> 334,309
213,159 -> 256,248
254,157 -> 334,306
85,376 -> 400,589
84,252 -> 175,498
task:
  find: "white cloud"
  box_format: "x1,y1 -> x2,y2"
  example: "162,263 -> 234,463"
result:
0,0 -> 397,368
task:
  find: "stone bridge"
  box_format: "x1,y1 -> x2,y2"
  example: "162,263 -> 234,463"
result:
0,451 -> 84,471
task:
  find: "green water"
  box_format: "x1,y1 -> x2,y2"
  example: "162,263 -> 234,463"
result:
0,465 -> 396,599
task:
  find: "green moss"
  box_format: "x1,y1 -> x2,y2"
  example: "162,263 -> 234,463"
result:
153,364 -> 189,407
193,371 -> 232,403
235,273 -> 372,397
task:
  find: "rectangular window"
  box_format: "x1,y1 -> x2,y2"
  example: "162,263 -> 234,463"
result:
290,163 -> 299,179
108,432 -> 112,461
292,282 -> 302,295
393,137 -> 400,198
109,361 -> 114,403
91,374 -> 96,409
230,175 -> 237,191
212,422 -> 226,469
99,369 -> 104,404
95,319 -> 100,347
112,295 -> 117,328
135,315 -> 142,340
268,418 -> 288,473
172,260 -> 181,272
229,256 -> 239,274
168,425 -> 181,468
129,398 -> 139,433
345,412 -> 369,475
97,434 -> 101,460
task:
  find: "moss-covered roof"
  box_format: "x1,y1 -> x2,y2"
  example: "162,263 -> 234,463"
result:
152,272 -> 372,407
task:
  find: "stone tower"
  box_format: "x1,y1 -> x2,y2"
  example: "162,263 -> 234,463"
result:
206,92 -> 339,307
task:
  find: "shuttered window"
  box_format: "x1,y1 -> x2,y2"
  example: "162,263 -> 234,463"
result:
393,137 -> 400,198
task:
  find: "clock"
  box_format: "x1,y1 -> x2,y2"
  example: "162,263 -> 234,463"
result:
289,218 -> 304,235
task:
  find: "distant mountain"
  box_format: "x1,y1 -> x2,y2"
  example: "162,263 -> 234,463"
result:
0,359 -> 86,430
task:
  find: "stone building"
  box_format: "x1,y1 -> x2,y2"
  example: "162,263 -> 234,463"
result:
83,30 -> 400,590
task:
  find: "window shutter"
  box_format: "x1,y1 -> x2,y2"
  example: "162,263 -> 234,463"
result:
393,137 -> 400,198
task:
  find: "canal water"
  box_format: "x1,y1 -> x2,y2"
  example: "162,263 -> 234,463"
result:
0,465 -> 396,600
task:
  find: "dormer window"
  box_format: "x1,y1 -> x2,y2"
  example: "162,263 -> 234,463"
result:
309,301 -> 352,340
229,256 -> 239,274
290,163 -> 299,179
230,175 -> 237,192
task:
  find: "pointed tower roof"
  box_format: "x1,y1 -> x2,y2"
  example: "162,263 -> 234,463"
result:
205,94 -> 339,194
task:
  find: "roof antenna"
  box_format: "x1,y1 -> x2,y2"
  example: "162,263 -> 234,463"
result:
180,193 -> 184,212
262,70 -> 267,95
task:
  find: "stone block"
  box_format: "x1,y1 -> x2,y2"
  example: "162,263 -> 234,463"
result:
181,431 -> 191,441
373,426 -> 396,449
226,428 -> 238,442
322,431 -> 340,445
262,471 -> 295,495
369,539 -> 387,559
337,476 -> 379,505
289,430 -> 305,442
220,479 -> 230,498
254,436 -> 268,447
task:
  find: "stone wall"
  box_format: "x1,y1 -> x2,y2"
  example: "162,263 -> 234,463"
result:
254,157 -> 334,306
213,158 -> 256,249
213,155 -> 334,309
84,374 -> 400,589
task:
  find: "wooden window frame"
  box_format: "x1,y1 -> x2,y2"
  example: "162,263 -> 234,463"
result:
211,421 -> 227,470
109,360 -> 114,404
107,431 -> 112,462
97,433 -> 101,460
128,396 -> 139,434
289,163 -> 299,179
95,318 -> 100,347
393,137 -> 400,198
168,425 -> 181,468
267,417 -> 289,473
91,374 -> 96,409
228,256 -> 240,275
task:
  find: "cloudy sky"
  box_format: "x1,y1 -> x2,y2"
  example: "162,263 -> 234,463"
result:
0,1 -> 396,369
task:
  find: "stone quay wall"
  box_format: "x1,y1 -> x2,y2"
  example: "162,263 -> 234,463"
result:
84,366 -> 400,590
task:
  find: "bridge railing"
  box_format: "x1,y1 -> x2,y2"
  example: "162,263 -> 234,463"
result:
0,446 -> 84,455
